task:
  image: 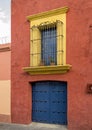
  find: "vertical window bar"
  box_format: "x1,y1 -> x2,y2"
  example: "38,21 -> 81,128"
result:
34,26 -> 37,66
57,21 -> 62,65
48,24 -> 50,65
54,24 -> 56,65
54,24 -> 55,64
61,21 -> 63,65
45,25 -> 47,65
31,27 -> 33,67
41,28 -> 43,63
37,27 -> 38,66
59,21 -> 61,66
52,25 -> 54,64
52,25 -> 53,64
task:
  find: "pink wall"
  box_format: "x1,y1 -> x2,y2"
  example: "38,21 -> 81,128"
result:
11,0 -> 92,129
0,44 -> 11,80
0,43 -> 11,123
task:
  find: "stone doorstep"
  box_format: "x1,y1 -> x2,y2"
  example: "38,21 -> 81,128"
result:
30,122 -> 68,130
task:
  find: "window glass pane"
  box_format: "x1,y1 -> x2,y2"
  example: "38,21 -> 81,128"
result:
41,27 -> 57,65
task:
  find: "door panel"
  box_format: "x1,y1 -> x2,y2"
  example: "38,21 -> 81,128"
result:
32,81 -> 67,125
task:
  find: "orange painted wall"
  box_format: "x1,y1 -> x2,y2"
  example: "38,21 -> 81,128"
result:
11,0 -> 92,130
0,43 -> 11,123
0,44 -> 11,80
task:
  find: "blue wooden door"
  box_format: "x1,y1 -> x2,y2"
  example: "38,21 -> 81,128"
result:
32,81 -> 67,125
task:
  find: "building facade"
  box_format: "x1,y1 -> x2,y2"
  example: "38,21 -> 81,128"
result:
11,0 -> 92,130
0,43 -> 11,122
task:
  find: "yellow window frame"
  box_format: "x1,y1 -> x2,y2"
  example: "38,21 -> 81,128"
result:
23,7 -> 72,75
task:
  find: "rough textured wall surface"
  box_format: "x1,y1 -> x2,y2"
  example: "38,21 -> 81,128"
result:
11,0 -> 92,129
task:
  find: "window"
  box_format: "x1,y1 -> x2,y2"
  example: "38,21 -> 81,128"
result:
23,7 -> 71,75
41,26 -> 57,66
31,20 -> 65,67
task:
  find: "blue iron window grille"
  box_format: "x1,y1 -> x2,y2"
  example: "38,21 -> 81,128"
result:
41,26 -> 57,65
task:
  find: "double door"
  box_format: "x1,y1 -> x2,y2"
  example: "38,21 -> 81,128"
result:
32,81 -> 67,125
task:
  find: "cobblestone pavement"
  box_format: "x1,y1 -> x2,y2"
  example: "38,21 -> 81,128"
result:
0,122 -> 67,130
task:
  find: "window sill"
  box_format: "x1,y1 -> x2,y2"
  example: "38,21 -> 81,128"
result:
23,64 -> 72,75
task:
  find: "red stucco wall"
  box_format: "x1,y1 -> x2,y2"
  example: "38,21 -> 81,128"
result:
11,0 -> 92,129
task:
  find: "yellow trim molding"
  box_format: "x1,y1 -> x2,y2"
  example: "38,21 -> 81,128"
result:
27,6 -> 69,21
23,65 -> 72,75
